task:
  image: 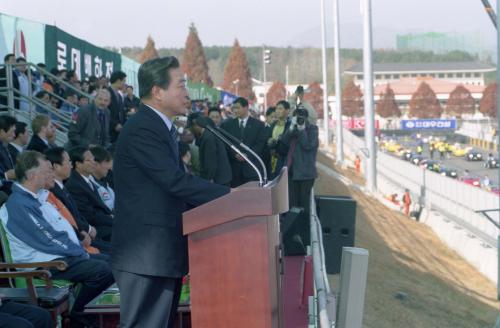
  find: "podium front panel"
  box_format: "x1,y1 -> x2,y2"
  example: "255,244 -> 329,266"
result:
188,215 -> 280,328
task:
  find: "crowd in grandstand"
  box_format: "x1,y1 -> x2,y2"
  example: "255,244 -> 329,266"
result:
0,53 -> 319,327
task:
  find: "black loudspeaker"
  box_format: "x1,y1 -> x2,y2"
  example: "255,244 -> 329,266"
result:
280,207 -> 309,256
315,195 -> 356,274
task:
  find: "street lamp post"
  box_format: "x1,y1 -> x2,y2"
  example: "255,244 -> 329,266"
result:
263,47 -> 271,111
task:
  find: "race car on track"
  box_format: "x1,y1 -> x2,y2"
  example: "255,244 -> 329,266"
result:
484,157 -> 500,169
465,149 -> 483,161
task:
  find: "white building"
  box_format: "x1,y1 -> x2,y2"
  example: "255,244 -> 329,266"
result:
344,62 -> 496,88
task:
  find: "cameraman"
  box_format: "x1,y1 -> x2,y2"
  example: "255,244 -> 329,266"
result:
281,106 -> 319,217
288,85 -> 317,125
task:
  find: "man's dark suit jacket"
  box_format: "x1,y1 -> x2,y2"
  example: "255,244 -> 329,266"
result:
0,67 -> 20,110
7,144 -> 20,164
65,170 -> 113,233
68,104 -> 111,148
221,116 -> 267,183
107,87 -> 126,143
197,129 -> 232,185
51,182 -> 90,233
26,135 -> 49,153
111,104 -> 229,278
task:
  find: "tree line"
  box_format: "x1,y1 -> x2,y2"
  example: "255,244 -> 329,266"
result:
107,24 -> 497,119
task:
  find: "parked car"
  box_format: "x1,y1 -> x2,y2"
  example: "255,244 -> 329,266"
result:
400,150 -> 414,161
465,149 -> 483,161
484,157 -> 500,169
439,166 -> 458,179
451,145 -> 468,157
460,176 -> 481,187
420,159 -> 440,172
410,155 -> 426,165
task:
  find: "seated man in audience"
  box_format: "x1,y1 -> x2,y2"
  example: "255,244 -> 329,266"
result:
89,146 -> 114,212
66,146 -> 113,241
45,147 -> 111,254
0,115 -> 17,195
0,151 -> 114,324
26,115 -> 56,153
8,121 -> 29,163
0,299 -> 52,328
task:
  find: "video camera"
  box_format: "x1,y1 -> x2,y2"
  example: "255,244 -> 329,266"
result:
294,106 -> 308,126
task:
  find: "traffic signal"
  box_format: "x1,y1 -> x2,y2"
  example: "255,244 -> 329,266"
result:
264,49 -> 271,64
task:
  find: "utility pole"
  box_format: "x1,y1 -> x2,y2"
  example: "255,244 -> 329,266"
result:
496,0 -> 500,301
333,0 -> 344,164
285,65 -> 289,96
320,0 -> 330,146
362,0 -> 376,192
263,47 -> 271,111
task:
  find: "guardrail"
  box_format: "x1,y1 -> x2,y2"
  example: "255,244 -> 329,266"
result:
310,191 -> 336,327
0,62 -> 95,146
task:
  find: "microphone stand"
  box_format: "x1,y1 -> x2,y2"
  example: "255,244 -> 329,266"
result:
215,126 -> 268,184
203,125 -> 264,187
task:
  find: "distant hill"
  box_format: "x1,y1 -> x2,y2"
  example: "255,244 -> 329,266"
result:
115,46 -> 487,93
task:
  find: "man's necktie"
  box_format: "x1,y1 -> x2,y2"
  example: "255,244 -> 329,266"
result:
239,120 -> 245,140
98,111 -> 106,145
170,126 -> 179,160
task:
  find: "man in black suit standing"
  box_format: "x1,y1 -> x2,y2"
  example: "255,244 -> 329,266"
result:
68,89 -> 111,148
65,146 -> 113,242
112,57 -> 230,328
26,115 -> 55,153
107,71 -> 127,143
0,54 -> 19,111
221,97 -> 267,187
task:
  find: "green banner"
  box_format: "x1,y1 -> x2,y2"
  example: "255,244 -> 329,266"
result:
186,81 -> 221,103
44,25 -> 121,80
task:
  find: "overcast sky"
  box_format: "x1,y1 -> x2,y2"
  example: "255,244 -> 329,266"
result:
0,0 -> 497,49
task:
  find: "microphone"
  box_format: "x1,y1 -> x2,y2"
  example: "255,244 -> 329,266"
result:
195,117 -> 264,186
213,125 -> 268,184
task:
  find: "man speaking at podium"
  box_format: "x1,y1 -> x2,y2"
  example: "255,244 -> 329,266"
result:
111,57 -> 230,327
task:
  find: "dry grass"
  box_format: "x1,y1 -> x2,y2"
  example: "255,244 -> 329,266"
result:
316,152 -> 500,328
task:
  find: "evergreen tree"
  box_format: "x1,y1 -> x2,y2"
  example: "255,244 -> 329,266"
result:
138,36 -> 160,64
181,23 -> 212,86
375,84 -> 401,118
408,82 -> 442,118
446,85 -> 475,118
266,81 -> 287,108
221,39 -> 255,101
341,80 -> 364,117
479,82 -> 497,118
303,82 -> 324,119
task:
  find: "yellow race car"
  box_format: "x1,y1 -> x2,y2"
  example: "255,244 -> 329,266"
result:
385,142 -> 403,153
452,146 -> 469,157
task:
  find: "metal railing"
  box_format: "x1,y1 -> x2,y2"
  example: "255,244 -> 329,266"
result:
310,190 -> 336,327
0,62 -> 94,145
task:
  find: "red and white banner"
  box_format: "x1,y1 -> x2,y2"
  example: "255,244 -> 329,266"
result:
330,119 -> 380,130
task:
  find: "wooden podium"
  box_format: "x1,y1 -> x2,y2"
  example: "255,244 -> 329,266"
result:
183,169 -> 289,328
